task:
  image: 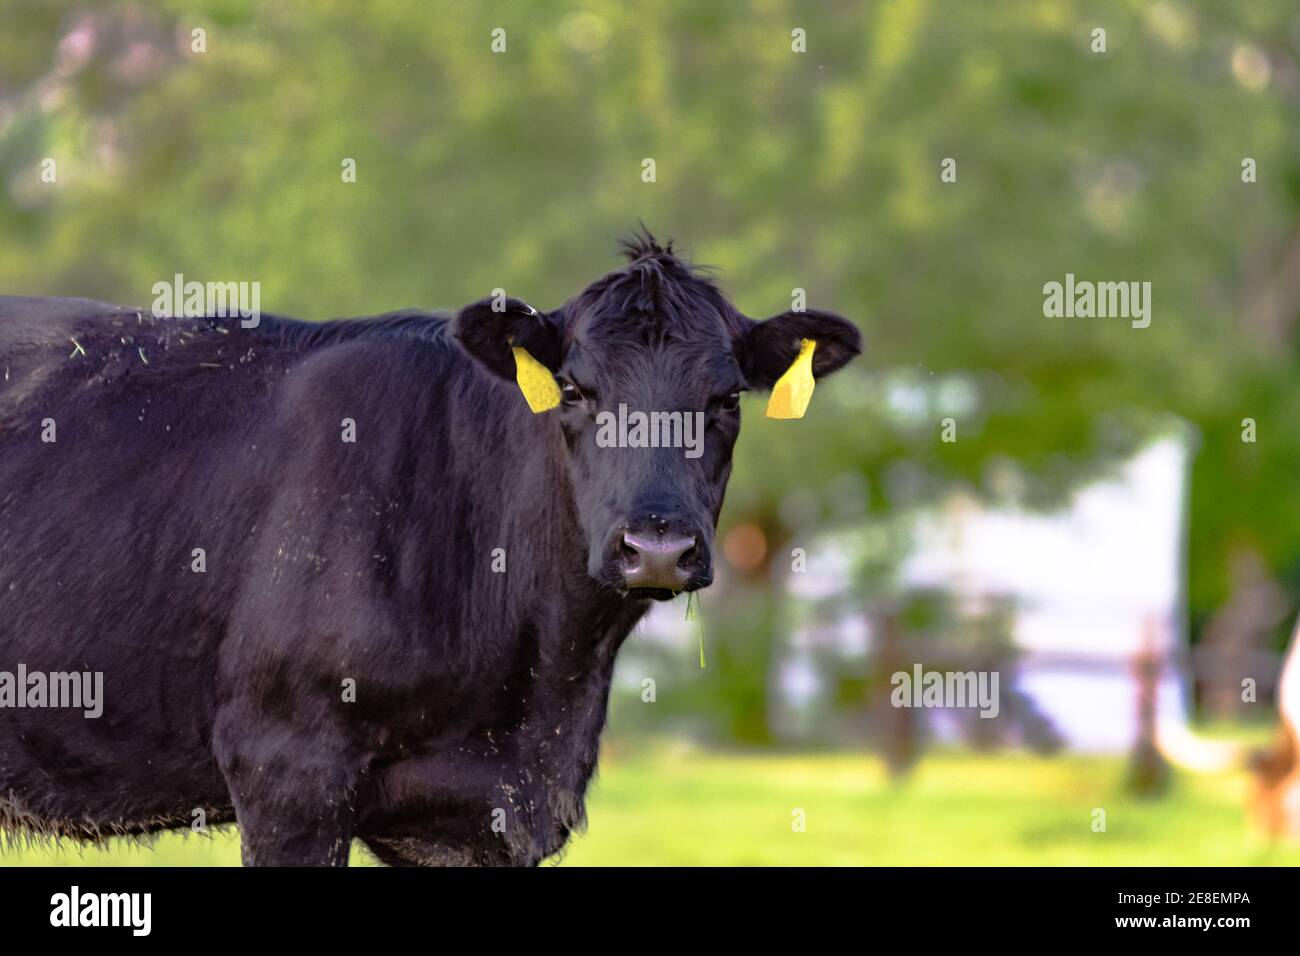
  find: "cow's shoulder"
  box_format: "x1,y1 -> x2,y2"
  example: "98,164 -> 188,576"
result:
253,308 -> 485,462
256,308 -> 451,350
262,308 -> 461,393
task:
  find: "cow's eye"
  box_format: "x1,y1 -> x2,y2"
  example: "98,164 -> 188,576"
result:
719,391 -> 741,411
560,381 -> 586,406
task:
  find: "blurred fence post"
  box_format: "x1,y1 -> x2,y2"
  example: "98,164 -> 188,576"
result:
875,606 -> 917,779
1126,614 -> 1171,796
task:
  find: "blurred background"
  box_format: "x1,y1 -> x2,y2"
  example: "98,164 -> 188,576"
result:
3,0 -> 1300,865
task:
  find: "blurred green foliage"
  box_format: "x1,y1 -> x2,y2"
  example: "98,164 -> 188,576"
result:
2,0 -> 1300,739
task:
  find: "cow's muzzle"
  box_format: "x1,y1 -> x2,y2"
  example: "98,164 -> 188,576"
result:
607,523 -> 712,599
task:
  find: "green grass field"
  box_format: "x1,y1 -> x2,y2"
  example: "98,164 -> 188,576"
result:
3,743 -> 1297,866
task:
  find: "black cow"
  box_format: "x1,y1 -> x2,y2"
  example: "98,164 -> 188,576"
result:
0,233 -> 859,865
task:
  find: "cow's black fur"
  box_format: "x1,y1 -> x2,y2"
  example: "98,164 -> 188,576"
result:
0,233 -> 859,865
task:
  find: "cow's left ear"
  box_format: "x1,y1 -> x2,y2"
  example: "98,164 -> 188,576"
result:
452,295 -> 564,382
736,308 -> 862,391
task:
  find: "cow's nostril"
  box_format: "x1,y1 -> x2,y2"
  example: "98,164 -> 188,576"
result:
677,544 -> 699,569
618,536 -> 640,566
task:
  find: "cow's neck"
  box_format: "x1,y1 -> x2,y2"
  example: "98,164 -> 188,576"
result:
496,411 -> 649,823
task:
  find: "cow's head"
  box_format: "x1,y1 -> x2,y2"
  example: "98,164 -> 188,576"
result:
453,232 -> 860,600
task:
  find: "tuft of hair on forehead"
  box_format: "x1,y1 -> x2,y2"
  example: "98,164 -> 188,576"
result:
618,225 -> 676,263
564,227 -> 746,350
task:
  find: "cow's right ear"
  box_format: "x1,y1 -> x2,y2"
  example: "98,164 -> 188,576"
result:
451,295 -> 564,382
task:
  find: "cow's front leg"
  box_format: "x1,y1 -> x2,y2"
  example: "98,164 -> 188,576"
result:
213,704 -> 360,866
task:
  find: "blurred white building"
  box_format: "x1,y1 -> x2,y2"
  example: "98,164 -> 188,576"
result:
896,437 -> 1194,752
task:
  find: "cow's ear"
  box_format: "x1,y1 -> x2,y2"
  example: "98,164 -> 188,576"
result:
737,309 -> 862,391
452,295 -> 563,381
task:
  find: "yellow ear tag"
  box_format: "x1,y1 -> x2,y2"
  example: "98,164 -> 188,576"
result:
765,338 -> 817,419
511,346 -> 561,413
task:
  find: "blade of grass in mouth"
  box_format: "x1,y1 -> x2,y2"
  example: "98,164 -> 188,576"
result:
685,591 -> 705,669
